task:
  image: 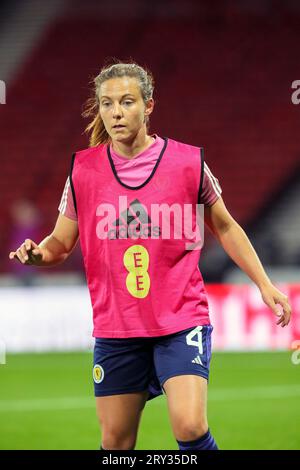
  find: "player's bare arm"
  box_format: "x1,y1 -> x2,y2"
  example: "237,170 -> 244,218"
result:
8,213 -> 79,267
204,197 -> 292,327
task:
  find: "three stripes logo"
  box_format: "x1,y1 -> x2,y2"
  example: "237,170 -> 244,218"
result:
192,355 -> 203,365
108,198 -> 161,239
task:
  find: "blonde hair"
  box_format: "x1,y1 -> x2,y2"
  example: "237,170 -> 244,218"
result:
82,59 -> 155,147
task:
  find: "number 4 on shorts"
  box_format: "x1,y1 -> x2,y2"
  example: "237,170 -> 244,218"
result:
186,326 -> 204,364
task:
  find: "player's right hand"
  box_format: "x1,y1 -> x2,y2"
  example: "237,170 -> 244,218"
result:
9,239 -> 43,265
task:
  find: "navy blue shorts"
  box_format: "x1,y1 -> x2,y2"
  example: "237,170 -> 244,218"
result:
93,325 -> 213,400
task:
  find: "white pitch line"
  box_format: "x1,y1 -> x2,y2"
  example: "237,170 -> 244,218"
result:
208,384 -> 300,401
0,397 -> 94,412
0,385 -> 299,412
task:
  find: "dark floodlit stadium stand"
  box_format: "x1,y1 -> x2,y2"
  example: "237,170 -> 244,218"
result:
1,1 -> 299,276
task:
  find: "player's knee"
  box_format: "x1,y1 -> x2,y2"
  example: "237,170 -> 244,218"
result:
174,418 -> 209,442
102,430 -> 137,450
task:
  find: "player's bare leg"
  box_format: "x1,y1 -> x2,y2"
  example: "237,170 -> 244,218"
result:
164,375 -> 208,440
163,375 -> 218,449
96,391 -> 149,450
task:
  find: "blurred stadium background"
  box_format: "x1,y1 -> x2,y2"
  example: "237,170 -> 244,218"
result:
0,0 -> 299,450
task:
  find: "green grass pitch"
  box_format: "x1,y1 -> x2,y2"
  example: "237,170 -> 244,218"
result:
0,351 -> 299,450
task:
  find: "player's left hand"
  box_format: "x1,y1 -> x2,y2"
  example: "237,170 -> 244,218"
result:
260,283 -> 292,327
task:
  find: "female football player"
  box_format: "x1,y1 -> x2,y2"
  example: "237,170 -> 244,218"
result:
9,61 -> 292,451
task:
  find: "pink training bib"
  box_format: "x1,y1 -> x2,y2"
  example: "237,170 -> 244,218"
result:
70,136 -> 211,338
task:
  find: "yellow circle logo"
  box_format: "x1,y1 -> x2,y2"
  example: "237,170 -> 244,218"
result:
93,364 -> 104,384
123,245 -> 150,298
